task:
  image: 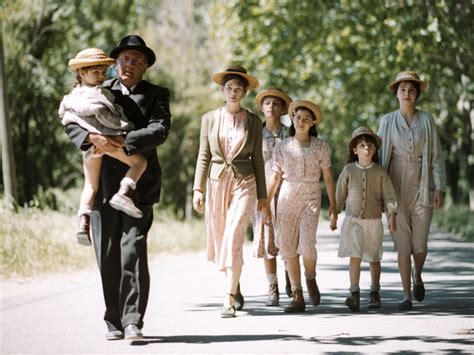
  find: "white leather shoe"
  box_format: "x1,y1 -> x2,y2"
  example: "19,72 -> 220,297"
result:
109,194 -> 143,218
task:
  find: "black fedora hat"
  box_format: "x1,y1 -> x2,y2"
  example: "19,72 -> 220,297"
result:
110,35 -> 156,67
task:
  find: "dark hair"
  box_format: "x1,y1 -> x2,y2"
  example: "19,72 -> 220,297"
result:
347,135 -> 379,163
391,80 -> 421,100
262,95 -> 285,108
75,71 -> 82,86
222,74 -> 249,90
289,107 -> 318,137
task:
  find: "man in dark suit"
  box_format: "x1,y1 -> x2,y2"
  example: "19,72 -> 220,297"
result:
65,35 -> 171,340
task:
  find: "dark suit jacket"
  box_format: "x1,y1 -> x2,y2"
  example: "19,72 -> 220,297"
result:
65,78 -> 171,206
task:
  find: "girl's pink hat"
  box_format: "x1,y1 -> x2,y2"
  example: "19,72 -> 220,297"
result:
68,48 -> 115,70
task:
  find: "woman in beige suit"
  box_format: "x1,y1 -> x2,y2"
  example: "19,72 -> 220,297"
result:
193,65 -> 268,318
378,71 -> 445,310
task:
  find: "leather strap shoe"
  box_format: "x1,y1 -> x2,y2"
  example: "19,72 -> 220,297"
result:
124,324 -> 143,340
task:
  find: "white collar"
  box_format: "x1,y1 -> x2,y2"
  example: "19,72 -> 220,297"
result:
120,82 -> 137,96
355,161 -> 374,170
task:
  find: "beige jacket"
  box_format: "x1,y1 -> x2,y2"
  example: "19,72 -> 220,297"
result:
193,108 -> 267,199
378,109 -> 446,207
336,162 -> 397,219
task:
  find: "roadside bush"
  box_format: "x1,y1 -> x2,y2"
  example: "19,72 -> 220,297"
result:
433,205 -> 474,242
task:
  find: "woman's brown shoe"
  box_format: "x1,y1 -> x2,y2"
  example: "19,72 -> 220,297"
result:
284,288 -> 305,313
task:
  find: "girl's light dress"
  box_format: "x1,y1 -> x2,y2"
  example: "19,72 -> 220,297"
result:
272,136 -> 331,260
205,109 -> 257,271
252,126 -> 289,259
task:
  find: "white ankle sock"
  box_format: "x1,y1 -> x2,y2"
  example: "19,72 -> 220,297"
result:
121,177 -> 137,190
266,273 -> 277,285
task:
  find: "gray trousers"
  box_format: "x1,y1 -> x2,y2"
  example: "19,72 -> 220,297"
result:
91,204 -> 153,331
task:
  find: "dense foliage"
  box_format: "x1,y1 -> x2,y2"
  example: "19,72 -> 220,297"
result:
209,0 -> 473,204
2,0 -> 472,218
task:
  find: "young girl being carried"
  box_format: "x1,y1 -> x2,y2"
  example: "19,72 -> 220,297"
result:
59,48 -> 147,246
334,126 -> 397,311
266,100 -> 337,313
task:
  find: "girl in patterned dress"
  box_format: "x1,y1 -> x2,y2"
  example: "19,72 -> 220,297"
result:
193,65 -> 268,318
252,88 -> 292,306
335,126 -> 397,312
266,100 -> 337,313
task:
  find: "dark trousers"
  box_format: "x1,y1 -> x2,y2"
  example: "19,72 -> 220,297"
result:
91,204 -> 153,331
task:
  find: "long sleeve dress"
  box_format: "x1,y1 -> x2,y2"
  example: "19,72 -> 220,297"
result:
378,110 -> 445,255
194,107 -> 266,271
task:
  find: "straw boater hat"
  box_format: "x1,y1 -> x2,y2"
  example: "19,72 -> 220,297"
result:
255,88 -> 293,114
288,100 -> 323,124
212,65 -> 259,90
349,126 -> 381,149
387,71 -> 427,92
68,48 -> 115,70
110,34 -> 156,67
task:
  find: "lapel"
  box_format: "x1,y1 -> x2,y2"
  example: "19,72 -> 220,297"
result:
109,79 -> 147,127
213,108 -> 225,159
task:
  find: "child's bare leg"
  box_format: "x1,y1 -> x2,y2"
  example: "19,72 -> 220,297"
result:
285,256 -> 301,291
77,155 -> 102,246
369,261 -> 381,292
349,257 -> 362,292
79,155 -> 102,213
345,257 -> 362,311
368,261 -> 382,309
107,149 -> 147,182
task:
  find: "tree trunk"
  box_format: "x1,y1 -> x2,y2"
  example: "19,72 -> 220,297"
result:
0,19 -> 18,209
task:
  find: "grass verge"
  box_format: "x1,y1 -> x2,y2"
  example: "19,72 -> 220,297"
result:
0,202 -> 207,279
433,204 -> 474,242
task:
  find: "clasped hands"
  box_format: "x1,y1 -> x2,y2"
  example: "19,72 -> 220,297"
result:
87,133 -> 125,155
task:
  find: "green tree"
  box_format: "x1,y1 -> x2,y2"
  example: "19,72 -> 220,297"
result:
208,0 -> 473,204
2,0 -> 139,206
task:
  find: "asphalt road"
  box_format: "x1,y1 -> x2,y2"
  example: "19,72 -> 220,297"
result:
1,220 -> 473,354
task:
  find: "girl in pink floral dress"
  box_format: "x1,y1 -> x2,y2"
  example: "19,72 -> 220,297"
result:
193,65 -> 268,318
266,100 -> 337,313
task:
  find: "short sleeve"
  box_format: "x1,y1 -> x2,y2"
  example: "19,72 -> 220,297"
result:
319,140 -> 331,170
272,141 -> 284,174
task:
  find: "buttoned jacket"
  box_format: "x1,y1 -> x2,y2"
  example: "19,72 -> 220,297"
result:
193,108 -> 267,199
336,162 -> 397,219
